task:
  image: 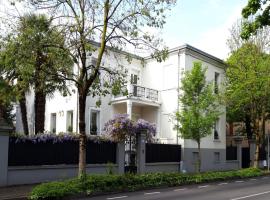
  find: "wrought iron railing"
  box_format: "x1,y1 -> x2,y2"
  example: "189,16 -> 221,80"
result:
132,85 -> 158,101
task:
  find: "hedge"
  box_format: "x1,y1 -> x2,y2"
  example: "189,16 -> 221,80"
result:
29,168 -> 264,200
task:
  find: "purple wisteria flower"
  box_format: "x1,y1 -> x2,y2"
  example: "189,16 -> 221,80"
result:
103,114 -> 156,142
9,132 -> 113,144
103,114 -> 135,142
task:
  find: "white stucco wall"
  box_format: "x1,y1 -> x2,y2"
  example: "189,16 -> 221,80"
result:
16,44 -> 226,150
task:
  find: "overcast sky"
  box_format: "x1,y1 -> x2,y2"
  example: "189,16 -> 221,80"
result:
162,0 -> 248,60
0,0 -> 248,60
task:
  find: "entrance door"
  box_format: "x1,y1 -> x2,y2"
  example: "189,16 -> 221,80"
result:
242,147 -> 250,168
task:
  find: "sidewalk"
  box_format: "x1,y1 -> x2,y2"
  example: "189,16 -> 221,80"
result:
0,184 -> 35,200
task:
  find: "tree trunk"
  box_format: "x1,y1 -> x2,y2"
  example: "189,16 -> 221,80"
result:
34,90 -> 46,134
260,117 -> 266,162
254,133 -> 260,168
245,114 -> 252,140
197,141 -> 201,173
78,89 -> 87,177
19,92 -> 29,135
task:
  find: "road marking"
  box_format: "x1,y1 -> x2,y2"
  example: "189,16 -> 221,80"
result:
144,192 -> 161,195
249,178 -> 256,181
107,196 -> 128,200
235,180 -> 244,183
198,185 -> 209,189
218,182 -> 228,185
230,190 -> 270,200
174,188 -> 187,192
262,177 -> 269,179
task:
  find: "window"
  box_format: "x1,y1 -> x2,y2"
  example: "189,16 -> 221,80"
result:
50,113 -> 56,133
214,119 -> 220,140
192,152 -> 199,162
87,57 -> 97,76
214,72 -> 220,94
131,74 -> 138,85
90,110 -> 100,135
66,110 -> 73,133
214,152 -> 220,162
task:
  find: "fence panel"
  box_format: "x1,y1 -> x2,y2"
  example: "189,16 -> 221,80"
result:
146,143 -> 181,163
226,146 -> 237,160
8,139 -> 117,166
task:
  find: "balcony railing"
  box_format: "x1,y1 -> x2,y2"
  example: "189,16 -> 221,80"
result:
131,85 -> 158,101
113,84 -> 159,102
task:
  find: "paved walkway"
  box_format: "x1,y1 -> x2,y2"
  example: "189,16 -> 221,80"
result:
0,184 -> 35,200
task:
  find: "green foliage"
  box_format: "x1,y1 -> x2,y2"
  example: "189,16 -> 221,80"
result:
241,0 -> 270,39
175,62 -> 221,142
225,43 -> 270,167
226,43 -> 270,121
29,168 -> 263,200
0,14 -> 73,99
2,102 -> 15,126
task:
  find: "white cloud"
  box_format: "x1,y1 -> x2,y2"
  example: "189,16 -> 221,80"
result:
194,4 -> 244,60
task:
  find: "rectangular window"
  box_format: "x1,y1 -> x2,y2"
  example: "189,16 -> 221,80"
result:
214,152 -> 220,162
131,74 -> 138,85
87,57 -> 97,76
214,72 -> 220,94
90,110 -> 100,135
192,152 -> 199,162
66,110 -> 73,133
50,113 -> 56,133
214,119 -> 220,140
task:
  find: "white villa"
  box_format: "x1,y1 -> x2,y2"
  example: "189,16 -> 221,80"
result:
16,44 -> 234,172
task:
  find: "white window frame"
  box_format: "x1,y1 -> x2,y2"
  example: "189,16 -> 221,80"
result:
89,108 -> 101,135
66,110 -> 74,133
50,113 -> 57,133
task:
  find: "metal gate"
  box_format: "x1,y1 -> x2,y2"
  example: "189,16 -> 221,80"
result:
124,135 -> 137,173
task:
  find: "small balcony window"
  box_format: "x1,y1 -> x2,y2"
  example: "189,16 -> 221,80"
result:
131,74 -> 138,85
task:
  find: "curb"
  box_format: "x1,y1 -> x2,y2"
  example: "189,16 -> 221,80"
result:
0,197 -> 27,200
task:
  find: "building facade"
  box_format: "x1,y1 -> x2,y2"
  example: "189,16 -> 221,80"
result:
16,44 -> 233,172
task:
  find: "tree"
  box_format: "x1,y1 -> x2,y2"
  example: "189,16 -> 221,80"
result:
0,36 -> 30,134
28,0 -> 176,177
0,14 -> 73,134
175,62 -> 221,172
225,43 -> 270,167
0,77 -> 15,127
241,0 -> 270,39
226,19 -> 270,142
227,19 -> 270,53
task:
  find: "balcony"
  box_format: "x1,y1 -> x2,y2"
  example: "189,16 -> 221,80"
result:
112,84 -> 159,103
132,85 -> 158,102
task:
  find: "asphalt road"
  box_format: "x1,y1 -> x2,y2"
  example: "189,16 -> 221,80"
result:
79,176 -> 270,200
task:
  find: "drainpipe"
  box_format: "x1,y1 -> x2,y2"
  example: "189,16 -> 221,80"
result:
177,50 -> 181,145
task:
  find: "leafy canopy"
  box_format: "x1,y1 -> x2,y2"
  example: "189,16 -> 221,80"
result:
225,43 -> 270,116
0,14 -> 73,97
241,0 -> 270,39
175,62 -> 221,143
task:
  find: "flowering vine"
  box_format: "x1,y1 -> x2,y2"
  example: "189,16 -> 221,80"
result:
103,114 -> 156,142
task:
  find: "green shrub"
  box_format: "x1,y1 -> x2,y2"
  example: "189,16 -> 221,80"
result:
29,168 -> 264,200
